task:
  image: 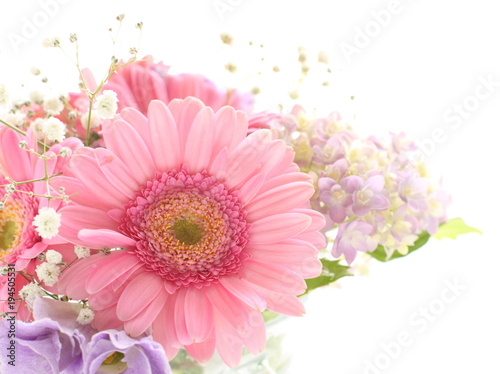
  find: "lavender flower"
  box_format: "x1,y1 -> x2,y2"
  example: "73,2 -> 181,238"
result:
0,298 -> 171,374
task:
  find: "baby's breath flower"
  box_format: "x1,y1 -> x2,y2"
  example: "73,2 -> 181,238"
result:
42,117 -> 66,142
0,84 -> 10,107
30,67 -> 41,76
18,140 -> 28,149
95,90 -> 118,119
5,184 -> 15,194
59,147 -> 71,157
4,113 -> 25,128
43,95 -> 65,115
35,262 -> 61,286
42,36 -> 60,48
33,207 -> 61,239
74,245 -> 91,259
19,283 -> 45,306
45,249 -> 63,265
77,307 -> 95,325
29,90 -> 45,104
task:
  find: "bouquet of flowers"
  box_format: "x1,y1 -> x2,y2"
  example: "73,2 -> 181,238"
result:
0,24 -> 478,374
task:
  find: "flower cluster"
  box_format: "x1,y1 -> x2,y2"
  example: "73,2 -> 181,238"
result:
271,105 -> 451,263
0,29 -> 462,373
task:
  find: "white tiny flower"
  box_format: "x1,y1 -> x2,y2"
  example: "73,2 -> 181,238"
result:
18,140 -> 28,149
77,307 -> 95,325
0,267 -> 8,276
4,112 -> 25,128
95,90 -> 118,119
29,90 -> 45,104
19,283 -> 45,306
0,84 -> 10,107
31,67 -> 41,76
45,249 -> 63,264
42,36 -> 60,48
74,245 -> 91,259
5,184 -> 15,194
30,117 -> 46,140
80,109 -> 101,129
33,207 -> 61,239
43,95 -> 65,115
42,117 -> 66,142
35,262 -> 61,286
59,147 -> 71,157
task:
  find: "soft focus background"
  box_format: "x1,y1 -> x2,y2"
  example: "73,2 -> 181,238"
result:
0,1 -> 498,373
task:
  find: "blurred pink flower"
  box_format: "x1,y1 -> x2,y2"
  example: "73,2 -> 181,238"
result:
0,126 -> 81,320
103,57 -> 254,114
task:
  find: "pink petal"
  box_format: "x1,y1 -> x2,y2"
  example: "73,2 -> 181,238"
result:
205,283 -> 250,332
238,260 -> 306,295
125,289 -> 168,337
116,270 -> 164,321
86,251 -> 141,293
78,229 -> 136,249
93,148 -> 140,199
213,309 -> 243,368
184,287 -> 214,342
258,172 -> 313,195
219,276 -> 266,311
102,119 -> 155,184
208,147 -> 229,180
226,130 -> 272,188
92,304 -> 122,331
183,106 -> 215,172
212,106 -> 237,158
249,213 -> 312,244
70,153 -> 130,208
152,294 -> 181,354
147,100 -> 181,171
120,107 -> 152,149
185,339 -> 216,363
172,97 -> 205,150
174,287 -> 192,345
246,182 -> 314,221
237,173 -> 265,207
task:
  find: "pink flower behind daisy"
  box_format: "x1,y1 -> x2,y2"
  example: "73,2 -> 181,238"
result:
103,56 -> 254,114
56,98 -> 325,367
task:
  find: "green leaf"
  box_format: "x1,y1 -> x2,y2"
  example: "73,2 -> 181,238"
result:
433,217 -> 482,240
368,231 -> 431,262
304,258 -> 352,293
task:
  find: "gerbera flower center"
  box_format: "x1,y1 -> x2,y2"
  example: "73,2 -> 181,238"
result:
121,167 -> 249,287
0,201 -> 24,258
172,218 -> 203,245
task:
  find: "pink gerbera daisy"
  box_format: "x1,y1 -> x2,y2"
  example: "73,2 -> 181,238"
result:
56,98 -> 324,366
0,126 -> 81,320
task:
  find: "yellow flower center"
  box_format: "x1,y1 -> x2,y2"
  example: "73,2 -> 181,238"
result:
0,201 -> 24,259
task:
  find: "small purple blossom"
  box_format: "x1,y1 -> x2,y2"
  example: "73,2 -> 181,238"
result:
332,220 -> 378,264
342,175 -> 390,217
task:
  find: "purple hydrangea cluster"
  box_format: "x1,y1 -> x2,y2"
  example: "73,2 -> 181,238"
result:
272,105 -> 450,263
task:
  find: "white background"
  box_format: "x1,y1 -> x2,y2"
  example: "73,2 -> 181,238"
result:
0,1 -> 498,373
